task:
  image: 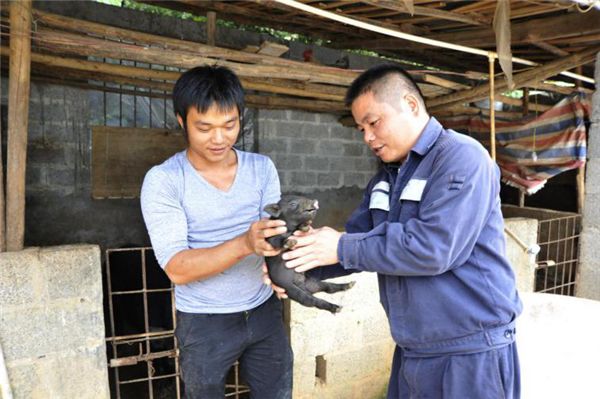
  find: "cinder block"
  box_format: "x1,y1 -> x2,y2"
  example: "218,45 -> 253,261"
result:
41,245 -> 102,302
290,171 -> 317,186
302,124 -> 329,139
343,172 -> 367,187
277,121 -> 306,138
258,109 -> 287,121
34,347 -> 110,399
273,154 -> 302,170
46,167 -> 76,188
0,248 -> 39,307
304,156 -> 330,171
287,110 -> 318,122
587,123 -> 600,158
343,143 -> 364,156
259,138 -> 289,154
318,172 -> 341,187
289,138 -> 316,154
504,218 -> 538,293
317,113 -> 339,124
329,125 -> 358,141
1,305 -> 105,361
583,192 -> 600,228
316,141 -> 343,156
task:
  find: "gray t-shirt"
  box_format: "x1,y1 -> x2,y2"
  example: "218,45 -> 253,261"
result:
140,149 -> 280,313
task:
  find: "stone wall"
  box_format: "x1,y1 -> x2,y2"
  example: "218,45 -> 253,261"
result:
578,51 -> 600,301
0,245 -> 109,399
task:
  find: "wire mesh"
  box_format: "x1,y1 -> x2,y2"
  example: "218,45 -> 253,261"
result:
534,215 -> 581,295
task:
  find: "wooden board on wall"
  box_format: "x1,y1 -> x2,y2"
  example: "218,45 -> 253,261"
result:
92,126 -> 186,199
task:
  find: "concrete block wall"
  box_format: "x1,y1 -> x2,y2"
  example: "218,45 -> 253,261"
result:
258,109 -> 378,194
0,245 -> 109,399
578,51 -> 600,301
288,273 -> 394,399
504,217 -> 539,293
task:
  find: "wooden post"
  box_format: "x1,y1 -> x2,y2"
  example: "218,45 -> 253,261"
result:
519,87 -> 529,207
489,53 -> 496,161
6,0 -> 32,251
207,11 -> 216,47
575,65 -> 585,213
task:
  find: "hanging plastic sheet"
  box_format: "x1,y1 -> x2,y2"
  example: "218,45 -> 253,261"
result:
440,93 -> 589,194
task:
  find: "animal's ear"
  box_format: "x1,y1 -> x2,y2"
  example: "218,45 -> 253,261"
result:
264,203 -> 281,217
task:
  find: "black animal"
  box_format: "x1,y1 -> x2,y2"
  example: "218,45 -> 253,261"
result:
264,195 -> 355,313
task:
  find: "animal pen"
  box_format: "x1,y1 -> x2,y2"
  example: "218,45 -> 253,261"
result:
1,1 -> 599,398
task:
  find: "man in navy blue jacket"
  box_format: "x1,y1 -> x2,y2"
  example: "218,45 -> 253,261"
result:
280,64 -> 522,398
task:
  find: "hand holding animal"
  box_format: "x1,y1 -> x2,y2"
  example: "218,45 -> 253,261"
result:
264,195 -> 354,313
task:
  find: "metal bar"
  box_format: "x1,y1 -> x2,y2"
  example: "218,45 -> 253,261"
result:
106,330 -> 175,343
106,250 -> 122,399
140,249 -> 154,398
110,288 -> 172,295
110,349 -> 177,368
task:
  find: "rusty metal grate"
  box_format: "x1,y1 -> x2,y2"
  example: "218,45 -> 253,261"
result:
104,247 -> 250,398
534,215 -> 581,296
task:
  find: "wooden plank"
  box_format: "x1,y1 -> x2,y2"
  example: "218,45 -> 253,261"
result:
92,127 -> 186,199
361,0 -> 489,25
428,46 -> 600,111
32,28 -> 356,85
257,41 -> 289,57
206,11 -> 216,46
0,47 -> 346,101
421,74 -> 470,90
6,0 -> 31,251
31,9 -> 357,79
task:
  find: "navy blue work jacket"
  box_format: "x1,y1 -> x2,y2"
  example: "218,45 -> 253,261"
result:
338,117 -> 522,356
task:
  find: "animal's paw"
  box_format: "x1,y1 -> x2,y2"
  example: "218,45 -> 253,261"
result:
348,281 -> 356,288
298,221 -> 312,232
283,238 -> 297,249
331,305 -> 342,314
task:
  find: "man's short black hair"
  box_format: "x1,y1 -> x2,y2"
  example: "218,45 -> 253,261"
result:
173,65 -> 245,131
344,64 -> 425,108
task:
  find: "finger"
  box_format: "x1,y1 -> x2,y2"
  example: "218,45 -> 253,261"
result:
262,248 -> 283,257
263,277 -> 272,285
259,218 -> 287,228
262,226 -> 287,239
275,292 -> 288,299
281,245 -> 311,261
284,254 -> 315,268
294,261 -> 321,273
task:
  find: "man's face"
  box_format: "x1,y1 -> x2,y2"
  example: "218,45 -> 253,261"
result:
351,91 -> 421,163
178,104 -> 240,166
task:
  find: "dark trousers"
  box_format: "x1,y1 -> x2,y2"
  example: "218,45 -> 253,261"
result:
175,294 -> 293,399
387,342 -> 520,399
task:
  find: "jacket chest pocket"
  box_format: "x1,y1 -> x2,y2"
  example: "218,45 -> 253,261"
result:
397,200 -> 420,223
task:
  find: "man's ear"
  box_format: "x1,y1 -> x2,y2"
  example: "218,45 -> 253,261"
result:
176,114 -> 185,130
264,204 -> 281,218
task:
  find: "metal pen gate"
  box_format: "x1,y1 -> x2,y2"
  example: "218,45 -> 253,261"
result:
104,247 -> 250,398
534,214 -> 582,295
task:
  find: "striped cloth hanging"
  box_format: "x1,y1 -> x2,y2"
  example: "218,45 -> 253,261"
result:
440,93 -> 589,194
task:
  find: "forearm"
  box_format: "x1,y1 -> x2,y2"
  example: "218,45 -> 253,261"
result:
165,234 -> 253,284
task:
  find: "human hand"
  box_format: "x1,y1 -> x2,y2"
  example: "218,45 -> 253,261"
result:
262,263 -> 288,299
282,227 -> 342,272
244,218 -> 287,257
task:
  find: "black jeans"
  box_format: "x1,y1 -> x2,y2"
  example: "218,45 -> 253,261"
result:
175,294 -> 293,399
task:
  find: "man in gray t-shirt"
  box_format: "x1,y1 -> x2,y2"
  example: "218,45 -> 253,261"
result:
141,65 -> 291,399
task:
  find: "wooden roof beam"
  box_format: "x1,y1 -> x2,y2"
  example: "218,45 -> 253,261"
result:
361,0 -> 489,25
428,45 -> 600,111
